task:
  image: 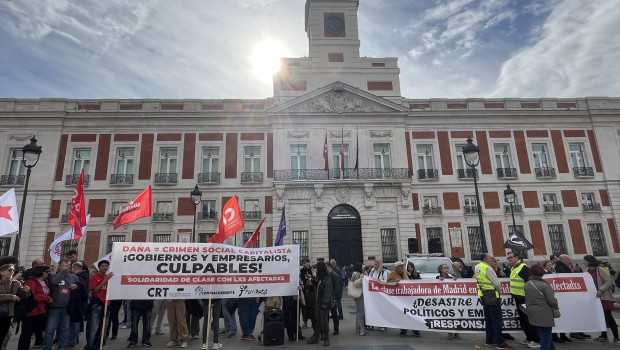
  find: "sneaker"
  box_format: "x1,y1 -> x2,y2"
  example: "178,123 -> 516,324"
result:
240,335 -> 249,340
201,344 -> 207,350
213,343 -> 223,350
180,341 -> 189,348
527,341 -> 540,348
306,336 -> 319,344
228,333 -> 236,338
454,334 -> 462,339
166,341 -> 178,347
122,325 -> 130,329
496,343 -> 514,350
400,331 -> 407,337
219,330 -> 228,334
127,344 -> 137,348
155,331 -> 164,335
142,342 -> 152,347
246,334 -> 256,341
412,330 -> 421,337
518,339 -> 530,345
613,338 -> 620,345
594,336 -> 608,342
358,332 -> 366,336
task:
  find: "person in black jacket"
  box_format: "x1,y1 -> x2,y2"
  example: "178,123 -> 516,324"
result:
306,261 -> 332,347
68,262 -> 89,348
329,259 -> 344,321
326,263 -> 341,335
553,254 -> 575,343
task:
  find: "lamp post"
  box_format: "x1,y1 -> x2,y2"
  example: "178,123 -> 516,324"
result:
462,137 -> 485,236
13,136 -> 42,259
190,184 -> 202,243
504,184 -> 518,234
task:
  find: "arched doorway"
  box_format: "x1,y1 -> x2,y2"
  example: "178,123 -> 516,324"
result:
328,204 -> 363,268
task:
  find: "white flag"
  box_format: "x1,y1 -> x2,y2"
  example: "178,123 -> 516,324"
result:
0,188 -> 19,236
49,214 -> 90,263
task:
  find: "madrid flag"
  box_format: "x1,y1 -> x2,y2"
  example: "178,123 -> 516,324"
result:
208,195 -> 244,243
68,169 -> 87,239
112,186 -> 152,229
0,188 -> 19,236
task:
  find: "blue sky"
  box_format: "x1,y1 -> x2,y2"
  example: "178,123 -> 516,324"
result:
1,0 -> 618,99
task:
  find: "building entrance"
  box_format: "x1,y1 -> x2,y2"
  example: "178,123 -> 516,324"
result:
327,204 -> 363,268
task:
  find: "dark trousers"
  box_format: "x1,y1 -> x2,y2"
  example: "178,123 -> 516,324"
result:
18,313 -> 46,350
602,308 -> 619,339
106,300 -> 122,338
202,299 -> 220,344
516,301 -> 539,342
482,300 -> 504,345
312,308 -> 329,340
128,305 -> 152,345
329,303 -> 339,331
282,298 -> 302,340
538,327 -> 555,350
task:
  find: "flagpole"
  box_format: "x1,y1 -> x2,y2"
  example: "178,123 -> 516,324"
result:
206,297 -> 212,348
99,298 -> 109,350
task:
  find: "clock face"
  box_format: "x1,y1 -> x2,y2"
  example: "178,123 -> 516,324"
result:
324,16 -> 345,35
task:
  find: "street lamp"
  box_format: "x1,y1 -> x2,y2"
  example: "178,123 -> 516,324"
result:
504,184 -> 517,233
13,136 -> 42,259
190,184 -> 202,243
462,137 -> 485,236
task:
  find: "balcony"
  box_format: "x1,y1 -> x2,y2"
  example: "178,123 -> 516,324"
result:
154,173 -> 177,184
241,172 -> 263,183
198,172 -> 220,184
457,169 -> 477,179
107,213 -> 119,222
535,167 -> 556,178
418,169 -> 439,180
0,175 -> 25,186
243,211 -> 262,220
198,211 -> 218,220
582,203 -> 601,212
573,167 -> 594,178
110,174 -> 134,185
423,206 -> 442,215
543,204 -> 562,213
504,205 -> 523,213
65,174 -> 90,186
464,206 -> 479,214
496,168 -> 517,179
273,168 -> 411,181
153,213 -> 174,222
60,214 -> 69,223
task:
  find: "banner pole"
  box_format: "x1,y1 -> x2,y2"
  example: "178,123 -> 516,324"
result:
205,297 -> 212,348
296,295 -> 300,342
99,299 -> 109,350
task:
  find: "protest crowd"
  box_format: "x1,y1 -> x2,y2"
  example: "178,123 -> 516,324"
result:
0,249 -> 619,350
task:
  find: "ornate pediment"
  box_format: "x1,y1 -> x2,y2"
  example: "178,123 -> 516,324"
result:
269,82 -> 408,114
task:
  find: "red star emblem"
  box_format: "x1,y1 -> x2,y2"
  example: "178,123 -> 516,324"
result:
0,205 -> 12,221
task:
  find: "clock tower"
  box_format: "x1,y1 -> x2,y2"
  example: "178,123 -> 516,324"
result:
305,0 -> 361,62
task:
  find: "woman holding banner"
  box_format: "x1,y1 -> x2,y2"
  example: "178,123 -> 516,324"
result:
583,255 -> 620,345
525,264 -> 559,350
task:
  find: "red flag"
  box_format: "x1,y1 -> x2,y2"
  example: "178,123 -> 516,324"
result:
243,217 -> 266,248
112,186 -> 152,229
208,195 -> 244,243
323,132 -> 329,170
68,169 -> 87,239
340,125 -> 345,172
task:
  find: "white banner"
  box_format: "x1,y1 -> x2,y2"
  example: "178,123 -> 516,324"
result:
49,214 -> 90,263
363,273 -> 605,333
107,243 -> 299,300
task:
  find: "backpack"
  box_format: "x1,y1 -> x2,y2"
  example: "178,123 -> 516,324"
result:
14,287 -> 36,322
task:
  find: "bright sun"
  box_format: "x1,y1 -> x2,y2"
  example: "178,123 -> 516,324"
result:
250,39 -> 290,84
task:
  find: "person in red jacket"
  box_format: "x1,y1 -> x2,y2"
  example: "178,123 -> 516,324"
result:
17,265 -> 52,350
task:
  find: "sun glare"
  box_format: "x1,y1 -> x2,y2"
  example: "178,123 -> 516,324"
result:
250,39 -> 290,84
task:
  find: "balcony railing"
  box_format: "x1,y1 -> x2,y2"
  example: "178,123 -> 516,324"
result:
423,206 -> 442,215
60,214 -> 69,223
155,173 -> 177,184
273,168 -> 411,181
243,211 -> 262,220
198,172 -> 220,184
573,167 -> 594,177
0,175 -> 25,186
153,213 -> 174,222
504,204 -> 523,213
107,213 -> 119,222
457,169 -> 477,179
464,206 -> 479,214
535,167 -> 556,178
66,174 -> 90,186
543,204 -> 562,213
241,172 -> 263,183
496,168 -> 517,178
110,174 -> 134,185
198,211 -> 218,220
582,203 -> 601,212
418,169 -> 439,180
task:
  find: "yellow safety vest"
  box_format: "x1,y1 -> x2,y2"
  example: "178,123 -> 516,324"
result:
510,262 -> 526,296
475,262 -> 499,298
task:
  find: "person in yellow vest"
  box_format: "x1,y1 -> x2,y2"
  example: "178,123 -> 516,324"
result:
475,253 -> 513,350
507,252 -> 540,348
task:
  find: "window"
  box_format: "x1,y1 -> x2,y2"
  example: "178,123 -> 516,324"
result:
291,145 -> 308,179
244,146 -> 261,172
292,231 -> 309,263
202,147 -> 219,173
8,149 -> 25,176
581,193 -> 600,211
416,144 -> 437,179
153,234 -> 171,243
380,228 -> 397,263
587,223 -> 608,256
547,224 -> 567,257
494,143 -> 516,178
543,193 -> 561,212
422,196 -> 441,215
532,143 -> 555,177
426,227 -> 444,254
332,144 -> 349,169
60,240 -> 78,259
73,149 -> 91,176
198,233 -> 215,243
159,148 -> 177,173
243,199 -> 261,220
373,144 -> 391,178
455,143 -> 474,178
467,226 -> 487,259
154,201 -> 173,221
569,143 -> 587,168
0,237 -> 9,256
106,235 -> 125,254
243,231 -> 260,248
61,203 -> 71,223
200,200 -> 217,220
109,202 -> 126,222
464,195 -> 478,214
115,147 -> 134,175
